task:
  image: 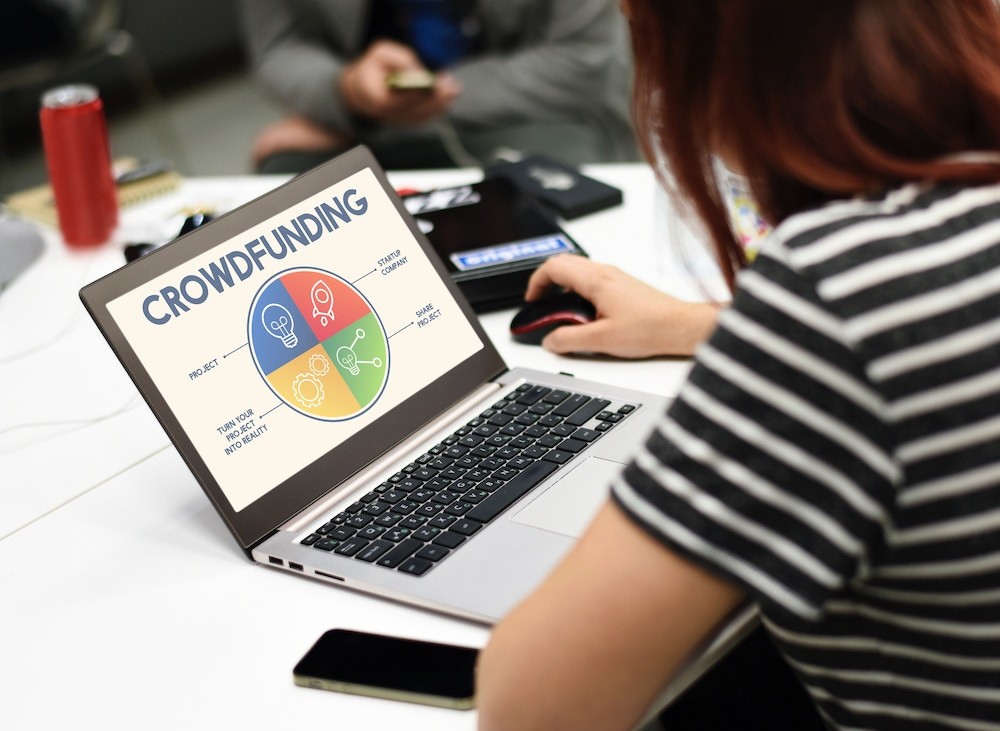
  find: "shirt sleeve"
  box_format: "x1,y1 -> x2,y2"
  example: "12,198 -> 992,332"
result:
612,242 -> 900,621
448,0 -> 631,127
237,0 -> 359,133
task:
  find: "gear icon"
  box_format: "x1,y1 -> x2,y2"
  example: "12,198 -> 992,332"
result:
308,353 -> 330,377
291,372 -> 325,409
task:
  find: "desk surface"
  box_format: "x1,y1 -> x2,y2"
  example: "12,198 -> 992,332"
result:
0,164 -> 740,730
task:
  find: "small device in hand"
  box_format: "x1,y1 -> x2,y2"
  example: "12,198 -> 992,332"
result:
293,629 -> 478,709
386,69 -> 436,91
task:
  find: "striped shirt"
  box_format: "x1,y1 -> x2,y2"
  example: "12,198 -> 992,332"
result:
613,181 -> 1000,730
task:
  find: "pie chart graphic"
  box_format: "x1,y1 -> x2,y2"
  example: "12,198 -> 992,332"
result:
248,268 -> 389,420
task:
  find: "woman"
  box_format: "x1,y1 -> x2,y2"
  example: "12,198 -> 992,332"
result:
477,1 -> 1000,730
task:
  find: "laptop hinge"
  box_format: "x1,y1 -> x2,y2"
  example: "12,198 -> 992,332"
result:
281,380 -> 508,534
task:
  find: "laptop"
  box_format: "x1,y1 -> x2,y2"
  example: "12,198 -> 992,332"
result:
80,146 -> 669,624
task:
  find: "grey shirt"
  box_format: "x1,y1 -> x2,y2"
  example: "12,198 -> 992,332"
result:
237,0 -> 636,159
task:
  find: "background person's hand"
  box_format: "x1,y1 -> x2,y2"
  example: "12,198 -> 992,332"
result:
524,255 -> 723,358
339,40 -> 460,125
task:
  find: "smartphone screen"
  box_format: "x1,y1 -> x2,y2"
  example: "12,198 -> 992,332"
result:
293,629 -> 479,709
386,69 -> 436,90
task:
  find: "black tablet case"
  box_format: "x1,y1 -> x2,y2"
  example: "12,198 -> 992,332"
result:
484,155 -> 624,220
402,177 -> 587,313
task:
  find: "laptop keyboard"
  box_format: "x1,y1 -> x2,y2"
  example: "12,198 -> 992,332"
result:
299,383 -> 637,576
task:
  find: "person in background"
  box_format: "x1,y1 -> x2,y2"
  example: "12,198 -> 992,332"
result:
236,0 -> 637,172
477,1 -> 1000,730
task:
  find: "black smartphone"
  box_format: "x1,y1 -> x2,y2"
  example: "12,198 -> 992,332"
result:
292,629 -> 479,710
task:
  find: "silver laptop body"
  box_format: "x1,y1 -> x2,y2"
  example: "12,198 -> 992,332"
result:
81,146 -> 668,624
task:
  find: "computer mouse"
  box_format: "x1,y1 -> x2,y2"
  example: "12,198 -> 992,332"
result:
509,290 -> 597,345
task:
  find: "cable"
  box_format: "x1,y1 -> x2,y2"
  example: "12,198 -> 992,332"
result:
434,119 -> 485,169
0,442 -> 172,544
0,393 -> 143,456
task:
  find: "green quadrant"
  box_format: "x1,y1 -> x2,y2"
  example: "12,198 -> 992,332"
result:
321,312 -> 388,407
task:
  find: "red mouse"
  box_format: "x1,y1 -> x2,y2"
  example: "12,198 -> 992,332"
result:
509,290 -> 597,345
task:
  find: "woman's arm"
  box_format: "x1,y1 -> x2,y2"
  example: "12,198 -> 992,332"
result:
525,254 -> 723,358
476,501 -> 745,731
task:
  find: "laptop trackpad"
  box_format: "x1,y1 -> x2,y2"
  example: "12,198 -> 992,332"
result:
511,457 -> 625,538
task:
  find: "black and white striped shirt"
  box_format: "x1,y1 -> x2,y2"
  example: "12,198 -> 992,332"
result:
614,181 -> 1000,730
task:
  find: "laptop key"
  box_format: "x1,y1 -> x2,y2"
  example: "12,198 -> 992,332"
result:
556,438 -> 588,454
501,402 -> 528,416
542,450 -> 573,465
516,385 -> 551,405
376,538 -> 423,567
329,526 -> 357,541
451,519 -> 483,536
390,500 -> 419,514
398,557 -> 434,576
444,501 -> 473,516
543,389 -> 571,404
334,537 -> 369,556
571,428 -> 601,442
551,393 -> 587,417
565,398 -> 611,426
415,503 -> 443,517
416,544 -> 450,562
363,502 -> 390,516
356,539 -> 394,562
537,434 -> 563,448
314,538 -> 340,551
398,515 -> 427,529
384,527 -> 412,542
466,461 -> 559,523
346,514 -> 372,528
433,531 -> 467,549
522,444 -> 548,459
413,526 -> 441,542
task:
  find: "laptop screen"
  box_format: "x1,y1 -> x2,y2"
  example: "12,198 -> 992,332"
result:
82,147 -> 506,550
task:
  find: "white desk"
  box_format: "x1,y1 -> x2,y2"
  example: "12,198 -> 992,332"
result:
0,164 -> 745,730
0,165 -> 714,540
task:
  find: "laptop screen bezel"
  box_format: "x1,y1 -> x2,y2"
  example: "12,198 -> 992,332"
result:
80,146 -> 508,553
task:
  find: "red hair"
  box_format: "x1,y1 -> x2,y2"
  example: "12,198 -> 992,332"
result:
626,0 -> 1000,289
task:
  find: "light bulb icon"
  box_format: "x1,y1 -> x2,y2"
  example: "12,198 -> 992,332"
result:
262,303 -> 297,348
310,279 -> 335,327
336,345 -> 359,376
336,328 -> 383,376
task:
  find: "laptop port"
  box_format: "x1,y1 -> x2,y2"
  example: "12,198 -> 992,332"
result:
268,556 -> 283,566
289,562 -> 304,572
315,570 -> 345,582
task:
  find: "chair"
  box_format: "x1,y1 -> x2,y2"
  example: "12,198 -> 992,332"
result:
0,0 -> 125,91
0,0 -> 187,192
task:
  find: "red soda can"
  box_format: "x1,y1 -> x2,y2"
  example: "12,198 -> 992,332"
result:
39,84 -> 118,247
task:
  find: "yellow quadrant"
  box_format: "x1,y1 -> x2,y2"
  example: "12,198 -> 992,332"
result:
266,345 -> 361,419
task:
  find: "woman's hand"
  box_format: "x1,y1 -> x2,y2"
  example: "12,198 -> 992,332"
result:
524,254 -> 722,358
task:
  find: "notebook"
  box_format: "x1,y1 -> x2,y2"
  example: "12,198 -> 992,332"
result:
80,146 -> 669,623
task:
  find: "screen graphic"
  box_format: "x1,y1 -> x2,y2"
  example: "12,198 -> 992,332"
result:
106,167 -> 484,512
249,269 -> 389,420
